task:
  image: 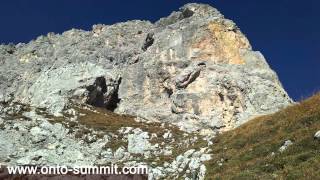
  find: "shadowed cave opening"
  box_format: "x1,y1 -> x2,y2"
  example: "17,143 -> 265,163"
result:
181,8 -> 194,18
86,77 -> 121,112
105,78 -> 122,111
86,77 -> 107,107
142,33 -> 154,51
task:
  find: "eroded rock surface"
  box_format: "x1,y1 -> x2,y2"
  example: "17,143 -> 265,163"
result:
0,3 -> 292,132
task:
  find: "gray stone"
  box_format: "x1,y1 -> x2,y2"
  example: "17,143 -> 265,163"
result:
198,164 -> 207,180
128,129 -> 153,154
100,149 -> 114,160
149,167 -> 165,180
30,126 -> 49,143
0,94 -> 4,102
189,158 -> 201,170
16,157 -> 31,165
163,148 -> 173,156
279,140 -> 293,152
314,130 -> 320,140
184,149 -> 196,158
163,131 -> 172,139
114,147 -> 126,160
200,154 -> 211,162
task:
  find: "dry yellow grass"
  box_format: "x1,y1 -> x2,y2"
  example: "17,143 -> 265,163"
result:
205,93 -> 320,180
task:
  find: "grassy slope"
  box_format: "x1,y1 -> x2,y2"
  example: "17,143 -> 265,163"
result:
205,94 -> 320,180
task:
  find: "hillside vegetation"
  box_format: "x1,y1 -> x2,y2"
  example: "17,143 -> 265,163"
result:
206,93 -> 320,179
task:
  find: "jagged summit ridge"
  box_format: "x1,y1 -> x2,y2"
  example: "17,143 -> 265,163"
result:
0,3 -> 292,133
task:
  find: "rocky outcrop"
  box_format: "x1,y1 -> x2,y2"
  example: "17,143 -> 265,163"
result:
0,3 -> 292,133
0,102 -> 211,179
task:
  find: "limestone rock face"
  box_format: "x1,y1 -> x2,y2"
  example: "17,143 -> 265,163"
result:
0,3 -> 292,132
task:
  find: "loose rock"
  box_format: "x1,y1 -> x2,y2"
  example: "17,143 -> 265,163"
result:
279,140 -> 293,152
314,130 -> 320,140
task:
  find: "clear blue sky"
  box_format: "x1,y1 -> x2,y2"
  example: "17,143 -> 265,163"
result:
0,0 -> 319,101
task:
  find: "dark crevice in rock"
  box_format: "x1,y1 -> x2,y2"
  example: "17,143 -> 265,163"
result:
218,93 -> 224,102
4,43 -> 16,55
6,49 -> 15,54
176,70 -> 201,89
86,77 -> 107,107
86,77 -> 122,112
142,33 -> 154,51
105,78 -> 122,111
175,62 -> 206,89
164,87 -> 173,98
181,8 -> 194,19
186,70 -> 200,87
197,62 -> 206,66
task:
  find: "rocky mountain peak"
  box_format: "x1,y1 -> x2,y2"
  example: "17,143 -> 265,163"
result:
0,3 -> 294,179
0,3 -> 292,133
155,3 -> 223,26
